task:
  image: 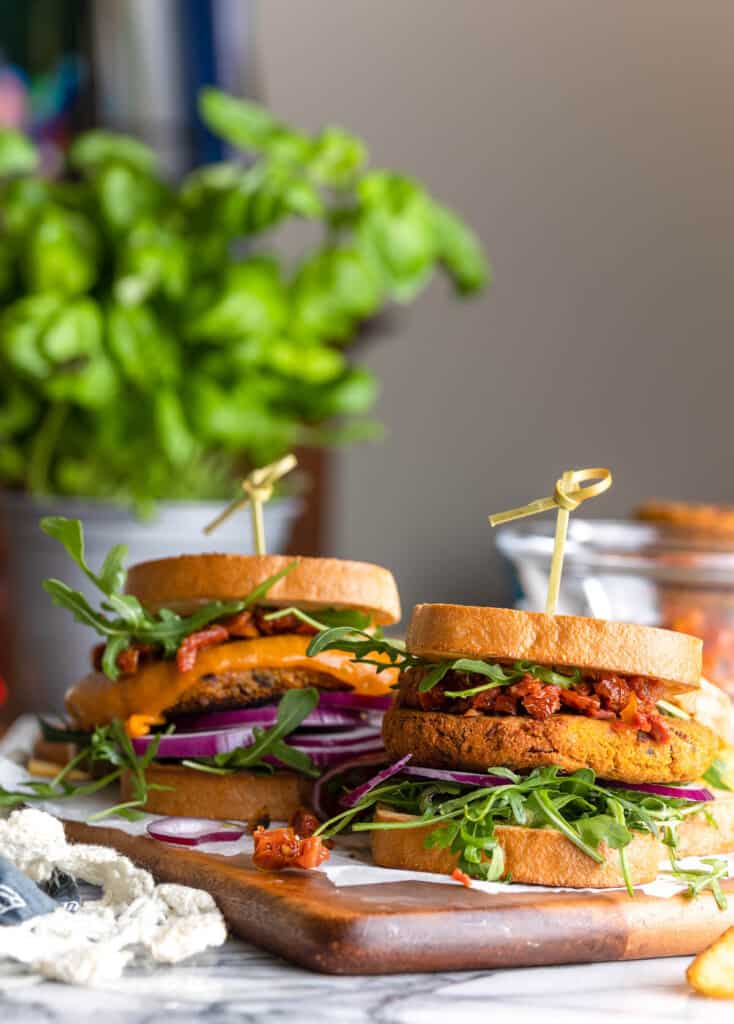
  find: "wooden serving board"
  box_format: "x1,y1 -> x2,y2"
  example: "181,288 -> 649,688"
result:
63,820 -> 734,974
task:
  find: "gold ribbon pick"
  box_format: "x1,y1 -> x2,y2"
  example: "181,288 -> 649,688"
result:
203,453 -> 298,554
488,467 -> 612,615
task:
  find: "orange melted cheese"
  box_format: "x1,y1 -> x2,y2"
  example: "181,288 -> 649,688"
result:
65,635 -> 397,731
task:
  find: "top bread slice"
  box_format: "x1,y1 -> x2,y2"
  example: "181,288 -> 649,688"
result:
406,605 -> 702,692
125,553 -> 401,625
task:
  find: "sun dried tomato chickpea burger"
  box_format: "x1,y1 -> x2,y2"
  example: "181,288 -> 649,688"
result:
310,605 -> 730,890
36,517 -> 400,824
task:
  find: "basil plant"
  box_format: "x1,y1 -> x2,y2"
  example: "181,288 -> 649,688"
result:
0,89 -> 489,509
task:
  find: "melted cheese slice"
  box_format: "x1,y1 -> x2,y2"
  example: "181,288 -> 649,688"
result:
65,635 -> 396,731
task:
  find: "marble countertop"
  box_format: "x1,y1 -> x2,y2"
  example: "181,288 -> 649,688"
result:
1,941 -> 731,1022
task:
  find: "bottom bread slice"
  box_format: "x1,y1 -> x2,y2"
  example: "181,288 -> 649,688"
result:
370,805 -> 661,887
675,790 -> 734,857
120,762 -> 312,821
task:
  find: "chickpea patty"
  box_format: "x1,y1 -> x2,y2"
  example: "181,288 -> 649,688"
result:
382,707 -> 719,783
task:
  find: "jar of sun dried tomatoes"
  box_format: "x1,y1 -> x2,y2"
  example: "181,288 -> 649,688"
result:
496,506 -> 734,701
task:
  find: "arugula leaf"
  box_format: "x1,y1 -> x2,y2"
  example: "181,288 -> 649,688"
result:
668,853 -> 729,910
309,629 -> 585,697
183,687 -> 320,778
703,757 -> 734,793
0,719 -> 169,821
306,626 -> 413,673
656,698 -> 690,720
264,606 -> 371,631
320,764 -> 715,890
41,517 -> 300,679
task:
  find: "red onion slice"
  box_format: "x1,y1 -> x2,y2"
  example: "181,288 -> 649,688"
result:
147,817 -> 246,846
133,722 -> 384,762
316,691 -> 393,712
290,725 -> 383,748
402,766 -> 516,787
600,780 -> 715,802
173,705 -> 363,732
340,754 -> 413,808
311,753 -> 390,821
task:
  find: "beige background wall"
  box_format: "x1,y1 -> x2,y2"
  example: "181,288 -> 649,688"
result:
258,1 -> 734,615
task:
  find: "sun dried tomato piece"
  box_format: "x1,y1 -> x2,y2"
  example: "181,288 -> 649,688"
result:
594,675 -> 631,714
91,642 -> 155,675
290,806 -> 320,837
254,609 -> 319,636
219,609 -> 259,638
560,689 -> 603,714
176,625 -> 229,672
292,835 -> 330,869
451,867 -> 472,888
648,714 -> 671,743
252,826 -> 329,871
509,677 -> 561,719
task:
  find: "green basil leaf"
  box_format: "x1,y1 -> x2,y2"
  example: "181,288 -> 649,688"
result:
0,129 -> 39,175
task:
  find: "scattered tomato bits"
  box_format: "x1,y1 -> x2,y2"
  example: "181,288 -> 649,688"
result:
252,826 -> 330,871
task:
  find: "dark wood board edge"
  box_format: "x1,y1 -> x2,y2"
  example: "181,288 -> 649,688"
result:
63,820 -> 734,975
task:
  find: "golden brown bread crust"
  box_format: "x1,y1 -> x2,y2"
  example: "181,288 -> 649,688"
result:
120,762 -> 312,820
125,553 -> 401,625
406,604 -> 701,692
382,707 -> 719,783
370,806 -> 661,887
675,791 -> 734,857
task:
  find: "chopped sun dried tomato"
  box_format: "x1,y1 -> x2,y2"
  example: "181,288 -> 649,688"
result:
451,867 -> 472,888
176,625 -> 229,672
290,806 -> 320,837
252,826 -> 330,871
219,609 -> 259,638
91,641 -> 155,675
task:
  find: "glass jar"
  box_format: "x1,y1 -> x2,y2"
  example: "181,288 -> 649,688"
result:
496,518 -> 734,699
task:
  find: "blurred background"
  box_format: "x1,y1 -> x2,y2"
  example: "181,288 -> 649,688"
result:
1,0 -> 734,714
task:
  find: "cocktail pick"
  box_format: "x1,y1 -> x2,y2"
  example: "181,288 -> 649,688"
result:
489,467 -> 612,614
203,453 -> 298,554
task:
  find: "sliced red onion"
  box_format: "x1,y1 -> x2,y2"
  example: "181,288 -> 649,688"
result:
402,766 -> 516,787
267,737 -> 385,770
600,780 -> 715,802
173,705 -> 363,732
316,691 -> 393,712
340,754 -> 413,808
311,753 -> 390,821
147,817 -> 246,846
290,725 -> 383,748
133,722 -> 384,762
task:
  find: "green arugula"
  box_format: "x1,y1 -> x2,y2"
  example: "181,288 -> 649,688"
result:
306,626 -> 414,673
0,720 -> 171,821
315,765 -> 717,892
181,687 -> 320,778
41,516 -> 299,680
306,627 -> 584,695
263,606 -> 372,632
666,848 -> 729,910
703,757 -> 734,793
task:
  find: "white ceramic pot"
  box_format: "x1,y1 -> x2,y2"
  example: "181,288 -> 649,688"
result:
0,493 -> 302,716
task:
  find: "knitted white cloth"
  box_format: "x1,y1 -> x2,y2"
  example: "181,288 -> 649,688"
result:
0,808 -> 226,985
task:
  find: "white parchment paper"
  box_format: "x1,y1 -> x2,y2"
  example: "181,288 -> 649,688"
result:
3,715 -> 732,899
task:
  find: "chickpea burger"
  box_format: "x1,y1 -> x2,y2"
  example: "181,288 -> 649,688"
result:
310,605 -> 732,892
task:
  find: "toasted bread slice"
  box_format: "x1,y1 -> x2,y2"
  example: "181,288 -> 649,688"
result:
120,762 -> 312,822
406,605 -> 702,692
126,553 -> 401,624
370,805 -> 661,887
676,789 -> 734,858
